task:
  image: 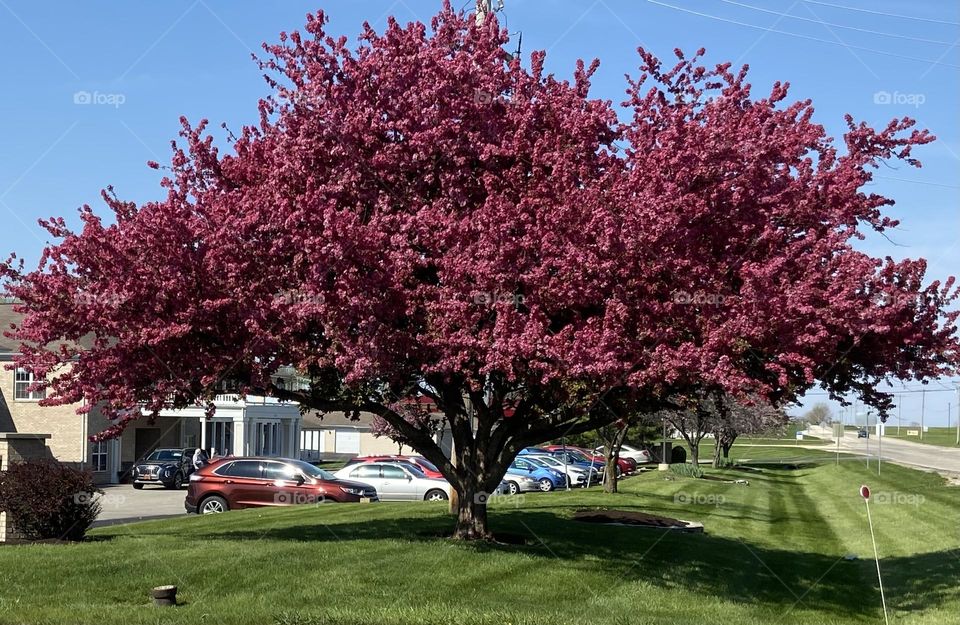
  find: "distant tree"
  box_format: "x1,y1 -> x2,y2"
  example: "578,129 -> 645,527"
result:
712,397 -> 787,467
804,403 -> 833,426
594,412 -> 662,492
662,392 -> 719,467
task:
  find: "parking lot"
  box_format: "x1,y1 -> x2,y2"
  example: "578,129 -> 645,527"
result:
92,484 -> 189,527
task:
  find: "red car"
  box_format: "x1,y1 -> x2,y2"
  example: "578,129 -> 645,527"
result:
185,457 -> 378,514
541,445 -> 637,476
343,455 -> 445,479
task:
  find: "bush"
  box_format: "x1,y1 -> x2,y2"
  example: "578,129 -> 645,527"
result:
669,463 -> 704,479
0,459 -> 101,541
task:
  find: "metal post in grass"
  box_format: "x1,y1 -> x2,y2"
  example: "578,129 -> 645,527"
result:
920,389 -> 925,441
859,485 -> 890,625
833,422 -> 843,467
877,415 -> 886,477
956,386 -> 959,446
957,386 -> 960,445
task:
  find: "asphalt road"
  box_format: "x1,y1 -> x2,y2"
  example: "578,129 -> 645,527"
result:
91,484 -> 190,527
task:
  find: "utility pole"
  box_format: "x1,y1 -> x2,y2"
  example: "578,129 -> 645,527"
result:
476,0 -> 504,26
476,0 -> 491,25
877,414 -> 882,477
897,397 -> 901,436
920,389 -> 926,441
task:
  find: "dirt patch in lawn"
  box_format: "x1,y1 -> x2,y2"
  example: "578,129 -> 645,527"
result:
573,509 -> 703,532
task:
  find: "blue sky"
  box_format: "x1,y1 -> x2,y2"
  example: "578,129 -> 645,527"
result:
1,0 -> 957,425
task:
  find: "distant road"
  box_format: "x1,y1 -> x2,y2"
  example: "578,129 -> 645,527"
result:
809,425 -> 960,474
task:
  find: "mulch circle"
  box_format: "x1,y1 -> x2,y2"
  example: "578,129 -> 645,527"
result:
573,509 -> 706,533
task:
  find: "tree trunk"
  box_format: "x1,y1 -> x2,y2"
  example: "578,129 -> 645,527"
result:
711,438 -> 722,469
722,443 -> 732,459
689,441 -> 699,466
452,481 -> 492,540
603,452 -> 619,493
602,425 -> 629,493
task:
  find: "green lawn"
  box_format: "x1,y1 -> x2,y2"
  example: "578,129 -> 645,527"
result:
738,436 -> 828,446
740,422 -> 826,444
884,426 -> 960,448
0,452 -> 957,625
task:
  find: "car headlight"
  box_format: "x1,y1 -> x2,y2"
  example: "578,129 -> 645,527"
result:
339,486 -> 365,495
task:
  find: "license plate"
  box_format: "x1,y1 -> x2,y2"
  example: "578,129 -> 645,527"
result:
360,497 -> 371,503
142,475 -> 155,480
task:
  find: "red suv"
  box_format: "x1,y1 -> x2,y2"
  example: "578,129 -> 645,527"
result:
185,457 -> 378,514
343,455 -> 445,479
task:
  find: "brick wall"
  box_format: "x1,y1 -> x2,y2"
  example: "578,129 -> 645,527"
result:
0,366 -> 86,463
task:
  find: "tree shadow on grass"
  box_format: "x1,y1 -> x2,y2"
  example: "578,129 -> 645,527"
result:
176,509 -> 959,621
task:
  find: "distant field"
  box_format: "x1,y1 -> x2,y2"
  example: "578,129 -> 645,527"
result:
884,426 -> 960,448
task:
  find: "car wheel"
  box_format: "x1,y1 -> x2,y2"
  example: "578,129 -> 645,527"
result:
173,473 -> 184,489
132,483 -> 144,490
199,495 -> 229,514
424,489 -> 448,502
538,478 -> 554,492
507,481 -> 521,495
615,466 -> 622,478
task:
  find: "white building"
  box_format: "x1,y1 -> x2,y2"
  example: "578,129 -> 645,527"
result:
117,393 -> 301,479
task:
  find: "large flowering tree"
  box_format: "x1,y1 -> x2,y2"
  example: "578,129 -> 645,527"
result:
3,4 -> 958,539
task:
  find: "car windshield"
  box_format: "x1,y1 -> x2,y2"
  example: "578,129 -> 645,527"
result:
289,460 -> 336,481
532,456 -> 561,468
524,457 -> 549,468
397,462 -> 426,478
145,450 -> 181,461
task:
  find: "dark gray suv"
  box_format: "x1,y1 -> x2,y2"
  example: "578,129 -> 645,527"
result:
131,447 -> 197,489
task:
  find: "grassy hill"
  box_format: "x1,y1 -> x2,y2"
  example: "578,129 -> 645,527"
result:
0,450 -> 957,624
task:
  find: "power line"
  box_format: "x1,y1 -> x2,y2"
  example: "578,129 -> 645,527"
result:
718,0 -> 956,45
801,0 -> 960,27
804,387 -> 959,396
874,176 -> 960,190
645,0 -> 960,69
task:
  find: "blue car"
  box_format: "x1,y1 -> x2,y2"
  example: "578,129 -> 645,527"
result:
509,457 -> 567,491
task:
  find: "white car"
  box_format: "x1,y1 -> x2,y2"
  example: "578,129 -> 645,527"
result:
334,461 -> 452,502
593,444 -> 654,465
526,454 -> 600,487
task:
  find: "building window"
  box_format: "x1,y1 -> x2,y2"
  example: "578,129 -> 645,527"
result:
91,442 -> 108,472
14,368 -> 46,400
